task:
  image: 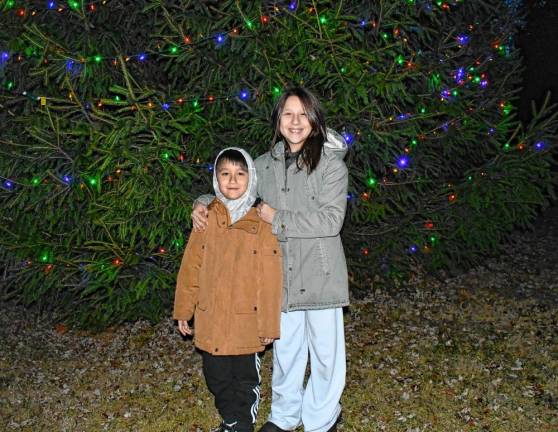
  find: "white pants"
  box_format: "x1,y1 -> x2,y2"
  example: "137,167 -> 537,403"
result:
268,308 -> 346,432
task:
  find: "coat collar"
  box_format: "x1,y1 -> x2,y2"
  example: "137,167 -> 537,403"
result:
210,199 -> 261,234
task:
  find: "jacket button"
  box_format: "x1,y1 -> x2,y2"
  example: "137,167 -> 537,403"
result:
300,289 -> 306,293
289,267 -> 292,271
281,188 -> 285,192
253,250 -> 257,254
273,250 -> 277,254
287,188 -> 290,192
311,196 -> 315,200
215,348 -> 219,352
254,306 -> 257,311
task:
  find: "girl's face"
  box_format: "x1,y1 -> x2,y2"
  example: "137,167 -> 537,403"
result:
279,96 -> 312,152
216,160 -> 249,200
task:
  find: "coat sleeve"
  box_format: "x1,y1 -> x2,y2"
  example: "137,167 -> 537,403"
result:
256,227 -> 282,339
271,157 -> 348,240
173,229 -> 205,321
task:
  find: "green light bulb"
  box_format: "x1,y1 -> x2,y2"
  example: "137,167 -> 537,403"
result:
467,175 -> 473,181
114,95 -> 121,102
39,250 -> 51,263
340,67 -> 347,73
319,16 -> 327,25
429,235 -> 437,244
396,55 -> 405,65
170,46 -> 178,54
410,138 -> 418,147
162,152 -> 170,160
245,19 -> 254,30
503,143 -> 510,151
6,0 -> 15,8
367,177 -> 377,187
69,1 -> 80,10
6,81 -> 15,90
94,55 -> 102,63
32,177 -> 41,185
89,177 -> 97,186
272,86 -> 281,96
192,100 -> 199,108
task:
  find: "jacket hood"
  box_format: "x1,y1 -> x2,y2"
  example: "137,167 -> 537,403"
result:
271,128 -> 348,159
213,147 -> 258,224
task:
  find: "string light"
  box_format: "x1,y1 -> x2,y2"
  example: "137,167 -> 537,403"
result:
396,156 -> 410,169
1,0 -> 549,268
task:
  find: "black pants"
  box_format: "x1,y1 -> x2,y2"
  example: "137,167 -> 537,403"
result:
202,351 -> 261,432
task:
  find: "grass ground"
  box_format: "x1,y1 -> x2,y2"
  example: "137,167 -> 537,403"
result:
2,210 -> 557,431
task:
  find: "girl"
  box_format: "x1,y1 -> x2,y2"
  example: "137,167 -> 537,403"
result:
193,87 -> 349,432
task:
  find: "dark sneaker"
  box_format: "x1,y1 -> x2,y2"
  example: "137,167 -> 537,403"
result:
258,422 -> 291,432
213,421 -> 239,432
327,412 -> 343,432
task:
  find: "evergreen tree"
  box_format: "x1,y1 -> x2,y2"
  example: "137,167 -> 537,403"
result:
1,0 -> 556,327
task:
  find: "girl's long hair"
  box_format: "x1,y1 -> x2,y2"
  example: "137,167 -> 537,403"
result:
270,87 -> 327,174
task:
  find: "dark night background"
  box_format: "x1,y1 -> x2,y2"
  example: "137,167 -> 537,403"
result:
518,1 -> 558,125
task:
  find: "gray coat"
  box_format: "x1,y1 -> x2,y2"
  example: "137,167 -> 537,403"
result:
197,130 -> 349,311
255,129 -> 349,311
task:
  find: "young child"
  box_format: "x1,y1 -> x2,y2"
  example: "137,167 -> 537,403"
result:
174,147 -> 283,432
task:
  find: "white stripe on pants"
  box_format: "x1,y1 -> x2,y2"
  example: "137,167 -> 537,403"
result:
268,308 -> 345,432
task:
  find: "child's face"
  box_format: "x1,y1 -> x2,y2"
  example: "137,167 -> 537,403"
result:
280,95 -> 312,151
216,160 -> 249,200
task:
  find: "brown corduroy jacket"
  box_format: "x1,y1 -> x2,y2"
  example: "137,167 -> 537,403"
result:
173,199 -> 283,355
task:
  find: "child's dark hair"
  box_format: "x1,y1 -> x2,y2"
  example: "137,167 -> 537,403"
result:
270,86 -> 327,174
215,149 -> 248,171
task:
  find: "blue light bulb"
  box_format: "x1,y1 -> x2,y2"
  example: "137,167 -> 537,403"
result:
342,132 -> 354,145
534,141 -> 545,151
397,156 -> 410,169
215,34 -> 226,45
456,34 -> 469,45
239,89 -> 250,101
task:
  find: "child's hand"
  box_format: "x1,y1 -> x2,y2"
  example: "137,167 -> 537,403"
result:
191,203 -> 209,232
178,320 -> 193,336
260,337 -> 274,345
